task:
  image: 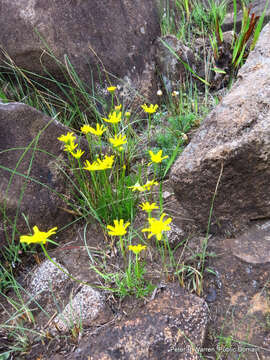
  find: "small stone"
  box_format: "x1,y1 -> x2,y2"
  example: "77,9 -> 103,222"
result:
162,190 -> 172,200
29,259 -> 69,299
52,285 -> 111,333
206,288 -> 217,303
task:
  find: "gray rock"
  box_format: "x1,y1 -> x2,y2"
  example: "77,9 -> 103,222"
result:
0,102 -> 73,243
170,23 -> 270,234
228,220 -> 270,264
28,259 -> 69,299
51,285 -> 112,333
0,0 -> 160,101
69,284 -> 209,360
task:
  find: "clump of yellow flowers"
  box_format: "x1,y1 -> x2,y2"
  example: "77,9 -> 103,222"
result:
53,86 -> 175,297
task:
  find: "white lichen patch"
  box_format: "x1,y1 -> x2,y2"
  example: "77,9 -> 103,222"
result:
166,223 -> 185,247
52,285 -> 105,332
19,0 -> 37,25
29,259 -> 69,299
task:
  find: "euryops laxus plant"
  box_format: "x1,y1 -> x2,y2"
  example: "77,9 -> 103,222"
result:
19,88 -> 175,298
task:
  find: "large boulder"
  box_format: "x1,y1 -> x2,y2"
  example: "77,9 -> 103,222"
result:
170,23 -> 270,234
0,102 -> 73,244
0,0 -> 160,99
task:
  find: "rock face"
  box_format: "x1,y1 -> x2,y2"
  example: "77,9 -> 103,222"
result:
228,220 -> 270,264
70,284 -> 208,360
0,0 -> 160,96
0,102 -> 72,243
170,23 -> 270,234
155,35 -> 196,93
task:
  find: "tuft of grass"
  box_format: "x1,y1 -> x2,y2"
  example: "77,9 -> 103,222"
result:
159,0 -> 227,41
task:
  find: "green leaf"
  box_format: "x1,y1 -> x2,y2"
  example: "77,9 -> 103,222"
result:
250,0 -> 269,51
212,68 -> 226,74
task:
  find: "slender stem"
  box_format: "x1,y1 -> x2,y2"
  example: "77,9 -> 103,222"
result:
147,114 -> 151,142
119,235 -> 126,264
135,254 -> 139,279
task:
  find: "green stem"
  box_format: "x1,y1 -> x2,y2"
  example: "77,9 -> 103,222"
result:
147,114 -> 151,142
135,254 -> 140,280
119,236 -> 126,263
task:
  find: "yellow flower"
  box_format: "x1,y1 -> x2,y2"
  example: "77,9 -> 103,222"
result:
84,155 -> 114,171
101,155 -> 115,169
125,111 -> 131,118
128,182 -> 146,192
57,132 -> 76,145
142,214 -> 172,241
64,141 -> 78,153
148,150 -> 168,165
107,86 -> 117,93
81,124 -> 107,136
139,202 -> 159,212
103,111 -> 122,124
143,179 -> 158,191
128,244 -> 147,255
115,104 -> 122,111
107,219 -> 130,236
71,149 -> 84,159
109,133 -> 127,151
141,104 -> 158,114
83,159 -> 99,171
20,225 -> 58,245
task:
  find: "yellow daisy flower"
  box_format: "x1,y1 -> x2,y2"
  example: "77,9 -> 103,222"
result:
107,86 -> 117,93
142,214 -> 172,241
20,226 -> 58,245
128,244 -> 147,255
81,123 -> 107,136
143,179 -> 159,191
148,150 -> 168,165
109,133 -> 127,151
107,219 -> 130,236
141,104 -> 158,114
139,202 -> 159,212
57,132 -> 76,145
84,155 -> 114,171
83,160 -> 100,171
103,111 -> 122,124
101,155 -> 115,169
128,182 -> 146,192
64,141 -> 78,153
71,149 -> 85,159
